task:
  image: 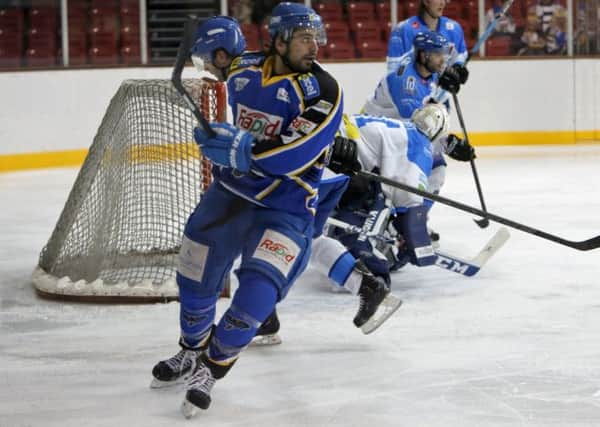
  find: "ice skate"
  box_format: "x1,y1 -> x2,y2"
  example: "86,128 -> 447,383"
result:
353,261 -> 402,334
150,348 -> 200,389
250,310 -> 282,346
181,361 -> 216,418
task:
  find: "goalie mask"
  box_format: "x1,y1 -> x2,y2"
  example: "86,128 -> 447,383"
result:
411,103 -> 449,143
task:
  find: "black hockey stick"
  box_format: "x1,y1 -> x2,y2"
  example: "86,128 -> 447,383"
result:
452,92 -> 490,228
357,170 -> 600,251
449,0 -> 515,228
171,15 -> 215,137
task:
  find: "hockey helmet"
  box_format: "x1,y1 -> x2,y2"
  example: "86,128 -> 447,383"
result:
268,2 -> 326,46
191,16 -> 246,65
411,103 -> 449,142
413,30 -> 449,55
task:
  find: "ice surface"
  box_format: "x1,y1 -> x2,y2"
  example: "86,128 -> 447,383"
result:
1,146 -> 599,427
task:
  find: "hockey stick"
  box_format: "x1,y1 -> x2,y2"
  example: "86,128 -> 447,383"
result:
450,2 -> 517,228
468,0 -> 516,61
171,15 -> 215,137
326,217 -> 510,277
452,92 -> 490,229
356,170 -> 600,251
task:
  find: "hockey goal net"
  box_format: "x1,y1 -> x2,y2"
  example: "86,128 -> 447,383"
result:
32,78 -> 227,302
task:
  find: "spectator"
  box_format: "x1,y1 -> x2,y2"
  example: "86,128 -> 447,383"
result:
530,0 -> 565,33
232,0 -> 254,24
486,0 -> 516,35
518,13 -> 546,55
544,7 -> 567,55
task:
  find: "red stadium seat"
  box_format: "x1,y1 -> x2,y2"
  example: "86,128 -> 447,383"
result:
347,2 -> 375,22
89,43 -> 119,65
485,35 -> 511,56
405,1 -> 418,17
0,45 -> 21,68
325,21 -> 351,43
26,46 -> 57,67
444,2 -> 464,19
356,40 -> 387,59
315,2 -> 344,23
121,44 -> 141,64
351,21 -> 382,44
324,41 -> 356,59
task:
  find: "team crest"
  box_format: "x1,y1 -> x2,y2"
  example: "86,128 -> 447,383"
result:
276,87 -> 290,103
404,76 -> 417,95
234,77 -> 250,92
446,21 -> 455,30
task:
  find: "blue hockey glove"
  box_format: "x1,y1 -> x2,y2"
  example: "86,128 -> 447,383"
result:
194,123 -> 254,173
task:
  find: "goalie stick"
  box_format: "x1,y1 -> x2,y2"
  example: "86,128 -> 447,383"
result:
326,216 -> 510,277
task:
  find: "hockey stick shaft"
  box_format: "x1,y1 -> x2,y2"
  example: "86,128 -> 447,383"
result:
172,16 -> 215,137
468,0 -> 516,61
452,92 -> 490,228
357,170 -> 600,251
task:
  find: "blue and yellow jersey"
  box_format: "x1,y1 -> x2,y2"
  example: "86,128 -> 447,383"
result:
215,56 -> 343,217
386,16 -> 467,74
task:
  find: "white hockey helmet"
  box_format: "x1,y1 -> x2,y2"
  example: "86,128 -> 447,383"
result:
411,103 -> 449,142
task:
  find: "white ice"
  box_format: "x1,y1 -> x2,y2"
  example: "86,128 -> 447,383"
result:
1,145 -> 600,427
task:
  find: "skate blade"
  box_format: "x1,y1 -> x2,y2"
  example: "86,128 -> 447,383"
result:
150,376 -> 187,389
249,333 -> 282,347
360,294 -> 403,335
181,399 -> 199,419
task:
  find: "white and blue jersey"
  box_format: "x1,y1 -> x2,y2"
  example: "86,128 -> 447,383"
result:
218,55 -> 344,218
386,16 -> 467,74
351,114 -> 432,209
363,60 -> 438,120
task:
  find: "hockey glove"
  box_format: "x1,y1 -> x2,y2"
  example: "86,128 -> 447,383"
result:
451,63 -> 469,84
194,123 -> 254,173
445,134 -> 476,161
328,136 -> 362,175
438,67 -> 462,94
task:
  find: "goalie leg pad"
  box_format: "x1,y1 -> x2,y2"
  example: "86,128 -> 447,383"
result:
392,205 -> 437,266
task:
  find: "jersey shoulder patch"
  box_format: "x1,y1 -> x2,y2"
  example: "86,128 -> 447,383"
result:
230,51 -> 266,72
297,73 -> 321,100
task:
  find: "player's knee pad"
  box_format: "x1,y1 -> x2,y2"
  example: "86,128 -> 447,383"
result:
176,234 -> 234,298
210,271 -> 278,363
392,205 -> 436,266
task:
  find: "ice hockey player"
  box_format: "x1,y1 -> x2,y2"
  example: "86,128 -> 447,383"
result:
315,104 -> 452,285
386,0 -> 469,93
182,13 -> 401,347
150,4 -> 396,417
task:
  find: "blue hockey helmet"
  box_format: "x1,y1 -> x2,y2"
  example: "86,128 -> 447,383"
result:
413,30 -> 449,55
268,2 -> 326,46
191,16 -> 246,63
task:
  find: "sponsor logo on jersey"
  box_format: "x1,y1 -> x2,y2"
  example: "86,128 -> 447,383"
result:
290,117 -> 316,134
237,104 -> 283,138
276,87 -> 290,103
298,74 -> 320,100
234,77 -> 250,92
446,21 -> 455,30
313,99 -> 333,114
253,229 -> 300,276
412,20 -> 420,29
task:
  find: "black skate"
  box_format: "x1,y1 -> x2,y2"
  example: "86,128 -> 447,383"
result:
181,361 -> 216,418
251,309 -> 282,346
353,261 -> 402,334
150,348 -> 200,389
